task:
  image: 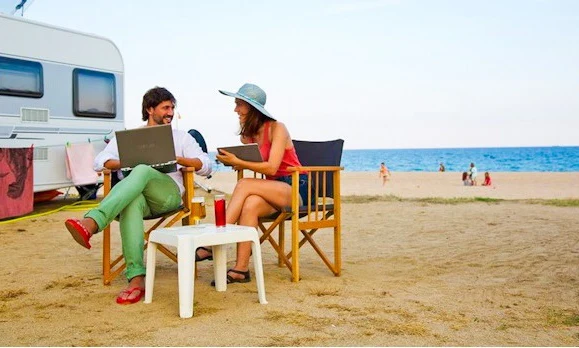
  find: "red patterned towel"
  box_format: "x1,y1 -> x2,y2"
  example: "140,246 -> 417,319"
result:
0,147 -> 34,220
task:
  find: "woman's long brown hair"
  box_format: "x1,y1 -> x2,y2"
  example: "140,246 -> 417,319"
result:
238,104 -> 275,139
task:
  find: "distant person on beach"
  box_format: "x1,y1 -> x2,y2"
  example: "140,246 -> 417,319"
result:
462,171 -> 472,186
482,171 -> 492,186
379,162 -> 390,185
63,87 -> 212,305
439,163 -> 446,172
469,162 -> 478,186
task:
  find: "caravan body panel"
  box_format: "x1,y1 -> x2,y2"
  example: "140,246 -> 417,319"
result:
0,13 -> 125,192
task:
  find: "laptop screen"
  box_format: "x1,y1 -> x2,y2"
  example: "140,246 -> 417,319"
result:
115,124 -> 177,173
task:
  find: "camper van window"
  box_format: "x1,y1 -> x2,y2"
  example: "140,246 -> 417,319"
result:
0,56 -> 43,98
73,69 -> 116,118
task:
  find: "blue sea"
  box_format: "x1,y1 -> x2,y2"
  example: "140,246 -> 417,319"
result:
210,146 -> 579,172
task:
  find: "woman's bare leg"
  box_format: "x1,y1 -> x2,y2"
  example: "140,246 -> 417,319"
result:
226,178 -> 293,224
202,178 -> 293,278
225,195 -> 277,280
197,178 -> 291,262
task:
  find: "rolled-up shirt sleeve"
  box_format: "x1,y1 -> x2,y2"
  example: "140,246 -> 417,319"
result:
93,137 -> 120,171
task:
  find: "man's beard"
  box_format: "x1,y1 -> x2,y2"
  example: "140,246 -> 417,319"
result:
154,116 -> 172,125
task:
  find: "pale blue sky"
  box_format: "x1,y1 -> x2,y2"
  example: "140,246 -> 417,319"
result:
10,0 -> 579,149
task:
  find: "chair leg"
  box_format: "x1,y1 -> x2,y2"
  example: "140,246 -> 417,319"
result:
259,219 -> 292,270
103,225 -> 111,285
299,228 -> 341,276
278,222 -> 285,267
250,239 -> 268,304
334,225 -> 341,276
291,216 -> 300,282
144,242 -> 158,304
156,244 -> 178,263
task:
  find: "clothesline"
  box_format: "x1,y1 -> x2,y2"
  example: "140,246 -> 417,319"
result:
29,136 -> 110,149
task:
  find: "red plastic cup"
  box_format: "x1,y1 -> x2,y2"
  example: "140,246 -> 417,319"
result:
214,195 -> 226,227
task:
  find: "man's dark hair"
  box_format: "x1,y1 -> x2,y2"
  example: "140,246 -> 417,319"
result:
141,87 -> 176,121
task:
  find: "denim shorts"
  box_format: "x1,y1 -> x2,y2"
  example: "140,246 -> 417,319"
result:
275,173 -> 313,205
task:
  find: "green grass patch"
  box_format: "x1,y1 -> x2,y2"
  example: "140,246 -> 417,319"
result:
341,195 -> 579,207
546,308 -> 579,326
415,197 -> 503,204
342,195 -> 402,204
527,199 -> 579,207
342,195 -> 504,205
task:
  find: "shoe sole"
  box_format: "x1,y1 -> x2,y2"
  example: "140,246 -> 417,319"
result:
65,220 -> 91,249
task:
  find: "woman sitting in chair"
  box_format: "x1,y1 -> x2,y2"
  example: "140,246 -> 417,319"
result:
196,83 -> 309,284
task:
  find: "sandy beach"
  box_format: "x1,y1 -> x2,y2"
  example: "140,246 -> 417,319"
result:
1,172 -> 578,346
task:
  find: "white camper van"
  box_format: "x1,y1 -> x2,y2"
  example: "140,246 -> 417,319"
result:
0,12 -> 124,193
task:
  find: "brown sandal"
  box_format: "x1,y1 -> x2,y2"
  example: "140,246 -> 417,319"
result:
195,246 -> 213,262
210,269 -> 251,286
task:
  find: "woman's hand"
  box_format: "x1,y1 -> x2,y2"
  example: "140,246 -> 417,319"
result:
216,149 -> 239,167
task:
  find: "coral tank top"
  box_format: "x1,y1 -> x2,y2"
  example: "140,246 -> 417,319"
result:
256,121 -> 303,180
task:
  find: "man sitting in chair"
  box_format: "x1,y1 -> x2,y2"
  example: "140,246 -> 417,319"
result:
64,87 -> 212,305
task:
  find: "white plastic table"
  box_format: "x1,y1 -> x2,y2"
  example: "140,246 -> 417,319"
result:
144,224 -> 267,318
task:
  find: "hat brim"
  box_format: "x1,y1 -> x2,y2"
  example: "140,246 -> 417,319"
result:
219,90 -> 275,120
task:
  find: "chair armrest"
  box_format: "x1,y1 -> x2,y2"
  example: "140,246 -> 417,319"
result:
100,169 -> 112,195
180,167 -> 196,225
236,169 -> 266,181
180,167 -> 195,198
287,166 -> 343,172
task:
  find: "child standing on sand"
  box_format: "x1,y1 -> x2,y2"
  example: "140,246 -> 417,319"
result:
469,162 -> 478,186
379,162 -> 390,186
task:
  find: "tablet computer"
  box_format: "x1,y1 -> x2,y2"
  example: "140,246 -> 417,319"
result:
217,143 -> 263,165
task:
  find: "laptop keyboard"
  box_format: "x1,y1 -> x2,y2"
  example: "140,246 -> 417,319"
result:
150,160 -> 177,168
121,160 -> 177,172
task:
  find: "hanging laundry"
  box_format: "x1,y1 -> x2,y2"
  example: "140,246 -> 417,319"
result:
0,147 -> 34,220
65,142 -> 98,186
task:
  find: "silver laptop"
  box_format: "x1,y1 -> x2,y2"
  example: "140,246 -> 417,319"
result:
116,124 -> 177,173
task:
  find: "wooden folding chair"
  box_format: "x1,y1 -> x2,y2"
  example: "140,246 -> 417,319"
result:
237,139 -> 344,282
101,167 -> 195,285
